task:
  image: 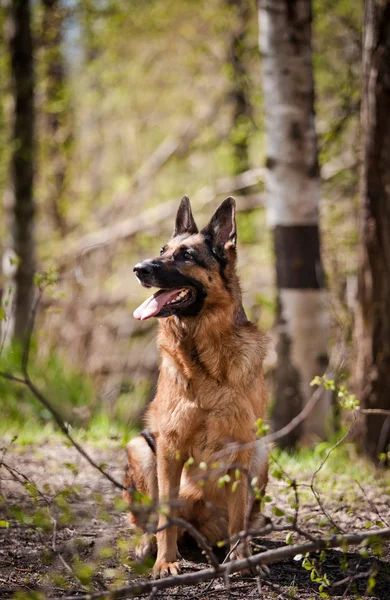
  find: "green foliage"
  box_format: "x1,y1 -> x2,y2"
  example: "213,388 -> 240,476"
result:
236,212 -> 258,244
255,417 -> 270,437
299,554 -> 331,597
0,343 -> 95,437
217,474 -> 231,488
0,339 -> 145,445
311,375 -> 360,410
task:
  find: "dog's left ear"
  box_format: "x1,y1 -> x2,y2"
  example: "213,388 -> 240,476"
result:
173,195 -> 198,237
204,197 -> 237,251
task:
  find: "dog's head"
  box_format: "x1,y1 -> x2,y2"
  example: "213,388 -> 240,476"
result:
133,196 -> 239,321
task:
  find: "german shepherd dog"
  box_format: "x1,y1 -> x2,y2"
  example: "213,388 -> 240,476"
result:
124,196 -> 268,577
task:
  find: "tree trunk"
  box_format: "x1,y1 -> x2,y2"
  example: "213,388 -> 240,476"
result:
227,0 -> 253,176
9,0 -> 36,342
41,0 -> 70,235
258,0 -> 329,446
355,0 -> 390,461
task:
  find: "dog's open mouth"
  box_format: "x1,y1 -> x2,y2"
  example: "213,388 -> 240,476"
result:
133,288 -> 194,320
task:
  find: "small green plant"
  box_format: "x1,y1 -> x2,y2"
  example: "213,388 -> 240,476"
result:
300,553 -> 331,598
311,375 -> 360,410
255,417 -> 270,437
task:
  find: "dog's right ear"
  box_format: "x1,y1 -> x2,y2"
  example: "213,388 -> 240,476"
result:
203,196 -> 236,251
172,195 -> 198,237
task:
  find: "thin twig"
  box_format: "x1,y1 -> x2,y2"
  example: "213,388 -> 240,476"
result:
358,408 -> 390,416
354,479 -> 389,527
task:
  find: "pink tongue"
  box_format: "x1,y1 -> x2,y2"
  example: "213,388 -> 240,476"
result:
133,289 -> 183,321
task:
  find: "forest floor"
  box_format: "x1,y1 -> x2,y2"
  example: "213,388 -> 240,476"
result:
1,439 -> 390,600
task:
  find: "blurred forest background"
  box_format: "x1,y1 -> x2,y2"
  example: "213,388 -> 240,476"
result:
0,0 -> 375,450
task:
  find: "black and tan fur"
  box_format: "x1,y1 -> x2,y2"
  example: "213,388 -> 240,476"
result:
123,196 -> 268,577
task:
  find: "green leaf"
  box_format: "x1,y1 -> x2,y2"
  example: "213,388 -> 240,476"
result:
0,520 -> 9,528
272,506 -> 285,517
367,573 -> 377,593
232,480 -> 240,493
365,521 -> 373,529
74,561 -> 95,585
64,462 -> 79,475
310,376 -> 322,387
285,532 -> 293,544
376,520 -> 385,529
255,418 -> 270,437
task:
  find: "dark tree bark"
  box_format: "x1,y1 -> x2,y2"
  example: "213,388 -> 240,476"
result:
41,0 -> 70,235
258,0 -> 329,446
9,0 -> 36,342
355,0 -> 390,461
227,0 -> 253,176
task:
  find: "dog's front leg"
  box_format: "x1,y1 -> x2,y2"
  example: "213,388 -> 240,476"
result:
154,438 -> 183,578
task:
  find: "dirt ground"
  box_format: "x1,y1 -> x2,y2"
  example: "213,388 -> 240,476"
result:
0,440 -> 389,600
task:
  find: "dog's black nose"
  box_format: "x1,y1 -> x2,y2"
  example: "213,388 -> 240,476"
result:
133,262 -> 153,276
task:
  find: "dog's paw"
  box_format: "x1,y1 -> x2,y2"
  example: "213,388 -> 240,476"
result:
254,564 -> 271,577
135,534 -> 156,561
230,541 -> 251,562
229,542 -> 255,575
153,558 -> 181,578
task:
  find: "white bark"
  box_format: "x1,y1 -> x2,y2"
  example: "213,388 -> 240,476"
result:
259,0 -> 320,227
259,0 -> 330,444
278,289 -> 330,441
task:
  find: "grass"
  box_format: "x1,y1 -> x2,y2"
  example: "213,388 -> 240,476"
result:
274,436 -> 390,486
0,342 -> 143,448
269,437 -> 390,530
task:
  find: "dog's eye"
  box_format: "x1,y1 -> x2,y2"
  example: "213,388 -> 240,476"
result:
183,251 -> 193,261
160,247 -> 165,256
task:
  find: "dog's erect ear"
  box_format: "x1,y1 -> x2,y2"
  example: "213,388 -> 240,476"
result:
172,195 -> 198,237
204,197 -> 236,250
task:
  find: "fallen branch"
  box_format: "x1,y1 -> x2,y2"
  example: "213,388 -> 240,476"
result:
49,527 -> 390,600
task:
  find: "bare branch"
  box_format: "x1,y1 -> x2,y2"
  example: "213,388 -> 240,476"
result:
358,408 -> 390,416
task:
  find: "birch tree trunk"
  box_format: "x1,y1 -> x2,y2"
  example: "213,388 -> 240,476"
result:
9,0 -> 36,342
355,0 -> 390,461
258,0 -> 329,446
